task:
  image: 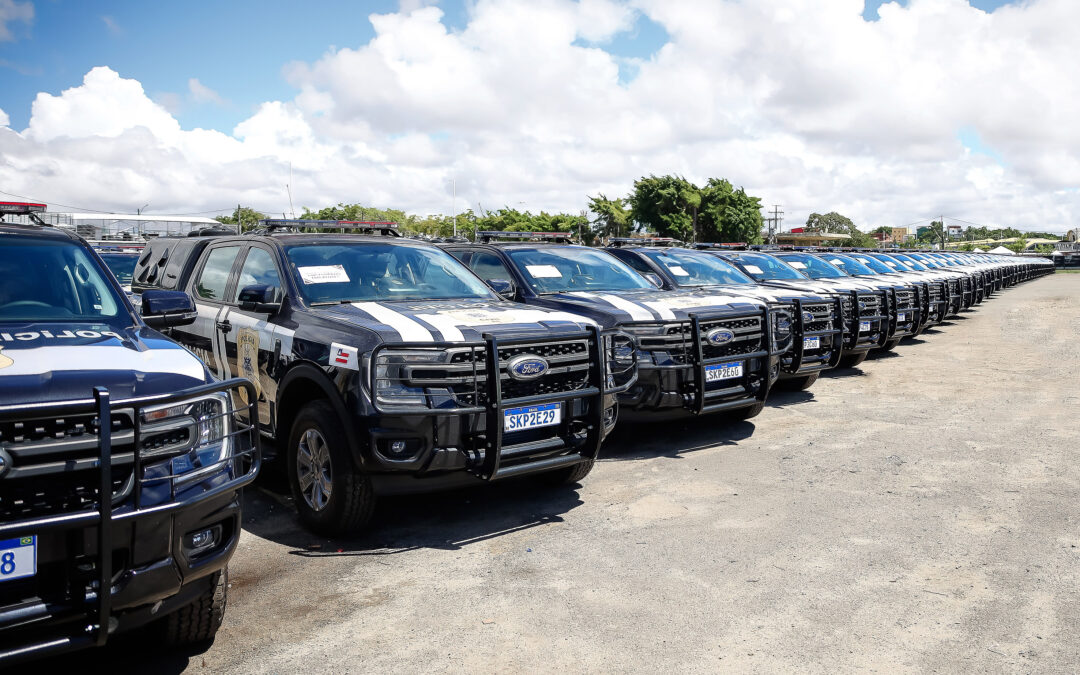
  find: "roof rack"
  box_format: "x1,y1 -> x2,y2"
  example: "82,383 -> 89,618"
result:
693,242 -> 748,251
477,231 -> 574,244
0,201 -> 49,227
608,237 -> 681,248
251,219 -> 401,237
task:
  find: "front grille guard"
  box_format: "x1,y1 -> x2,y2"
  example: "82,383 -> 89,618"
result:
885,287 -> 921,338
0,379 -> 260,661
620,307 -> 774,414
846,290 -> 889,349
369,327 -> 636,480
787,297 -> 844,373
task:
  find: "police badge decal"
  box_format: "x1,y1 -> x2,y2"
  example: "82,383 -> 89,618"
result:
236,328 -> 261,402
0,347 -> 11,369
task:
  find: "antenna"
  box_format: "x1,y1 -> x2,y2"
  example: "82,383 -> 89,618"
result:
287,162 -> 296,219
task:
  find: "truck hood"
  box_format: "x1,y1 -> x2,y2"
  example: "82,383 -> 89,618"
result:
529,288 -> 767,328
315,298 -> 599,342
0,323 -> 210,405
758,278 -> 889,295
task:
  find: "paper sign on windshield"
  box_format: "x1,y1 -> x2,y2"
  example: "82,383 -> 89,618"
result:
667,265 -> 690,276
298,265 -> 350,284
743,264 -> 763,274
526,265 -> 563,278
788,261 -> 807,269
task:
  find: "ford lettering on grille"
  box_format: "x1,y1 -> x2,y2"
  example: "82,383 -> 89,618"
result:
706,328 -> 735,345
506,354 -> 549,381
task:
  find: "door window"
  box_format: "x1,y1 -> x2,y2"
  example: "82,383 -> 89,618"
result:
235,248 -> 282,301
469,251 -> 511,281
195,246 -> 241,301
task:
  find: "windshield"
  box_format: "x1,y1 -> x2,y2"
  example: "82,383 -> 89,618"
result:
507,246 -> 653,293
99,253 -> 139,285
848,253 -> 896,274
909,253 -> 938,268
642,249 -> 754,286
823,254 -> 876,275
776,253 -> 847,278
285,243 -> 496,304
0,237 -> 125,322
722,252 -> 806,280
888,253 -> 927,270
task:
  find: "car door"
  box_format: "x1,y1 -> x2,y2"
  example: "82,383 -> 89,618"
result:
177,243 -> 243,380
220,244 -> 285,429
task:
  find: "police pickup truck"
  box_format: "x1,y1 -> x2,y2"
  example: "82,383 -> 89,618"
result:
603,240 -> 841,391
443,233 -> 788,420
0,203 -> 259,664
131,220 -> 632,536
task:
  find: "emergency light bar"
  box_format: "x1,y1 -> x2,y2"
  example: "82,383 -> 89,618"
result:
0,201 -> 47,214
693,242 -> 747,250
608,237 -> 681,248
255,219 -> 400,236
477,231 -> 574,243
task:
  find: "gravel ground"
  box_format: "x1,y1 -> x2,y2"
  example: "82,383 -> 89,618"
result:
41,274 -> 1080,673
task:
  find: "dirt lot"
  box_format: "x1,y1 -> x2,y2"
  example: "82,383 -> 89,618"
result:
51,274 -> 1080,673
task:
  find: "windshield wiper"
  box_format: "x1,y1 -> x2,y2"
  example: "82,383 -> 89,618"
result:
309,299 -> 361,307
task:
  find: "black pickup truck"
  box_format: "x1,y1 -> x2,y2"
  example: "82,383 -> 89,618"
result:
0,203 -> 259,665
131,220 -> 633,535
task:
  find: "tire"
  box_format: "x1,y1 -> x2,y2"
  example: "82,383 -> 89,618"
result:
781,372 -> 819,391
880,338 -> 902,352
543,458 -> 595,485
163,568 -> 227,646
287,400 -> 375,536
839,352 -> 868,369
730,400 -> 765,421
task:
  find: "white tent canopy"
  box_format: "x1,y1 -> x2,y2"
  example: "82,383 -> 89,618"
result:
972,247 -> 985,253
988,246 -> 1015,255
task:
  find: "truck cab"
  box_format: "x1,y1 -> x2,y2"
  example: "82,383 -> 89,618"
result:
131,220 -> 633,536
0,202 -> 259,665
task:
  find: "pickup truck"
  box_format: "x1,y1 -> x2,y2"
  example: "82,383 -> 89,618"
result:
0,203 -> 259,664
131,220 -> 633,535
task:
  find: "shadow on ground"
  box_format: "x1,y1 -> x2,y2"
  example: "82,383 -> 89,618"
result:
7,628 -> 208,675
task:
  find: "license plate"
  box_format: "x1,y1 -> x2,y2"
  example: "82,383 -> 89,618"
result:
859,321 -> 871,332
897,312 -> 907,321
705,361 -> 744,382
803,337 -> 820,350
0,536 -> 36,582
503,403 -> 561,432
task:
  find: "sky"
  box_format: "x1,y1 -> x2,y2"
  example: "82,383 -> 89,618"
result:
0,0 -> 1075,234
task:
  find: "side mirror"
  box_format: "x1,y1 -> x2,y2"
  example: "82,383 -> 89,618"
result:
140,290 -> 197,328
487,278 -> 516,299
238,284 -> 281,314
642,272 -> 664,289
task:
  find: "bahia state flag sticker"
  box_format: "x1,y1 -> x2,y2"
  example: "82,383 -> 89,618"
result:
330,343 -> 359,371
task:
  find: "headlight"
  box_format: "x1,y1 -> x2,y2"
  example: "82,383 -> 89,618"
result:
602,331 -> 637,390
140,393 -> 231,487
373,349 -> 449,409
770,304 -> 794,352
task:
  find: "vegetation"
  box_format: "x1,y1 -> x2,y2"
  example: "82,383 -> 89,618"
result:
805,211 -> 876,247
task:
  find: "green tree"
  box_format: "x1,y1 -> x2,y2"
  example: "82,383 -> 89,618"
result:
587,194 -> 630,239
698,178 -> 764,244
805,211 -> 875,247
215,206 -> 267,232
628,175 -> 702,241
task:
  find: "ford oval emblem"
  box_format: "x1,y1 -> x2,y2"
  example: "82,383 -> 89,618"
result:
507,354 -> 549,381
801,311 -> 815,323
858,301 -> 868,311
706,328 -> 735,345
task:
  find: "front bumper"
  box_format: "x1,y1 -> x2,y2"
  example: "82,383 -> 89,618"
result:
0,380 -> 261,666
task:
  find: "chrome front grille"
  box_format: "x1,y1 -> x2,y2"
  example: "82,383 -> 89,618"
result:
858,293 -> 883,318
802,302 -> 836,333
649,315 -> 766,364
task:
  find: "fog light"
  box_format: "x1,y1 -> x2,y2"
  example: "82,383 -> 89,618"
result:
184,525 -> 221,555
390,440 -> 408,455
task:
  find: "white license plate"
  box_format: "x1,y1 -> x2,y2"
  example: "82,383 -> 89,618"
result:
705,361 -> 744,382
503,403 -> 561,432
0,536 -> 36,582
803,337 -> 820,350
859,321 -> 871,332
897,312 -> 907,321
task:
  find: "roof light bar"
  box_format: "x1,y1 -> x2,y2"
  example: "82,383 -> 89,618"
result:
254,219 -> 400,236
0,201 -> 47,214
608,237 -> 681,248
477,231 -> 575,243
693,242 -> 748,250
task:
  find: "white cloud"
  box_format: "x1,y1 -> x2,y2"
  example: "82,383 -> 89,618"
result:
0,107 -> 8,127
188,78 -> 225,105
101,15 -> 122,36
0,0 -> 33,41
1,0 -> 1078,233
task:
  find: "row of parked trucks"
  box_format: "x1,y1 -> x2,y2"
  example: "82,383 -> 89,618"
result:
0,200 -> 1054,663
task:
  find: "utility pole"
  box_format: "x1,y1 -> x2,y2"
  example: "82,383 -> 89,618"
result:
766,205 -> 783,244
452,176 -> 457,238
236,204 -> 242,233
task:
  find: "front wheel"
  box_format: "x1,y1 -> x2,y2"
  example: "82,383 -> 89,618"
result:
780,372 -> 819,391
729,400 -> 765,421
880,338 -> 902,352
542,458 -> 595,485
163,569 -> 227,646
287,400 -> 376,536
839,352 -> 868,369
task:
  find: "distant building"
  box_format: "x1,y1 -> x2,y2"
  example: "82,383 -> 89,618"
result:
5,211 -> 224,240
916,225 -> 933,239
947,225 -> 962,239
1054,228 -> 1079,252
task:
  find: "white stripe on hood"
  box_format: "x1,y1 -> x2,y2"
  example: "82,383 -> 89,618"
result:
351,302 -> 434,342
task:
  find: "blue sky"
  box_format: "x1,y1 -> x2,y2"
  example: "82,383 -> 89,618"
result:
1,0 -> 1018,132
